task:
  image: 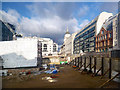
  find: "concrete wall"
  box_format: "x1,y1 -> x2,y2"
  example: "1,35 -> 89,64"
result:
0,38 -> 37,68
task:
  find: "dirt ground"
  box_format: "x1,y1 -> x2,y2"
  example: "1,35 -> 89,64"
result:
2,65 -> 119,88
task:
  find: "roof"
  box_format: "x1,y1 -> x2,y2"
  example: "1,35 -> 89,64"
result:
65,31 -> 70,34
65,26 -> 70,34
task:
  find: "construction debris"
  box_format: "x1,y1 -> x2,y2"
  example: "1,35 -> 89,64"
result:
42,76 -> 58,83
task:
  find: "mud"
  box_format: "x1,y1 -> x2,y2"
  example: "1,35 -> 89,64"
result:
2,65 -> 119,88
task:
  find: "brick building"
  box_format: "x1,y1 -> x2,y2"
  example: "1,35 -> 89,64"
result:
95,27 -> 113,52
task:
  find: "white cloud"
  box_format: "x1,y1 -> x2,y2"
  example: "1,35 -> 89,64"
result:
20,15 -> 79,37
79,19 -> 90,28
7,9 -> 21,19
0,8 -> 80,45
0,9 -> 21,31
78,5 -> 89,17
0,3 -> 91,45
0,8 -> 89,45
0,10 -> 18,25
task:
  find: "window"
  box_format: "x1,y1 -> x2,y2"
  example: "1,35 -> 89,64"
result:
102,42 -> 104,46
53,44 -> 57,52
105,48 -> 107,52
106,34 -> 107,39
106,41 -> 107,46
101,36 -> 102,40
102,30 -> 104,34
103,36 -> 105,39
75,20 -> 97,37
102,49 -> 104,52
107,22 -> 113,31
104,41 -> 106,46
43,44 -> 47,52
116,34 -> 117,39
109,33 -> 112,38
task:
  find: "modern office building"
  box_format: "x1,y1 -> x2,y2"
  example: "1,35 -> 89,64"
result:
73,12 -> 113,54
0,20 -> 15,41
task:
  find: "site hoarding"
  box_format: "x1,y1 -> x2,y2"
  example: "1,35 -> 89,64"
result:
0,38 -> 38,68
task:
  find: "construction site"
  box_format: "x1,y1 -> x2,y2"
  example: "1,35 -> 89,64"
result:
0,1 -> 120,89
1,64 -> 119,88
1,51 -> 120,88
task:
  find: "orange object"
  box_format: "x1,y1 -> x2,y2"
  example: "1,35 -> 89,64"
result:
73,66 -> 76,68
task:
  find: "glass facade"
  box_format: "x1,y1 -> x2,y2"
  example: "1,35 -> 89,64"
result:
0,20 -> 15,41
107,22 -> 113,31
75,20 -> 97,37
74,20 -> 97,54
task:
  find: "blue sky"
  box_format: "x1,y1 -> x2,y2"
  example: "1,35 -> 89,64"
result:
1,2 -> 118,47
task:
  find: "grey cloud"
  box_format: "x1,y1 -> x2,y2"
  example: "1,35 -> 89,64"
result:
26,2 -> 76,20
1,3 -> 92,46
20,15 -> 79,45
54,2 -> 76,20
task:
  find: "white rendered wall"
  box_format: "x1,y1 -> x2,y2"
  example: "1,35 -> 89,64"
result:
112,14 -> 119,50
96,12 -> 113,35
0,38 -> 37,68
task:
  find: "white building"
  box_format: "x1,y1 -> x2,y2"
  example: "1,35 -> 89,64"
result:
59,44 -> 65,56
102,13 -> 120,50
0,36 -> 58,68
60,27 -> 77,62
65,32 -> 77,56
38,38 -> 58,57
112,13 -> 120,50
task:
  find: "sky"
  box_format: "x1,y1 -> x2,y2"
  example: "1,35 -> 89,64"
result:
0,1 -> 118,49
